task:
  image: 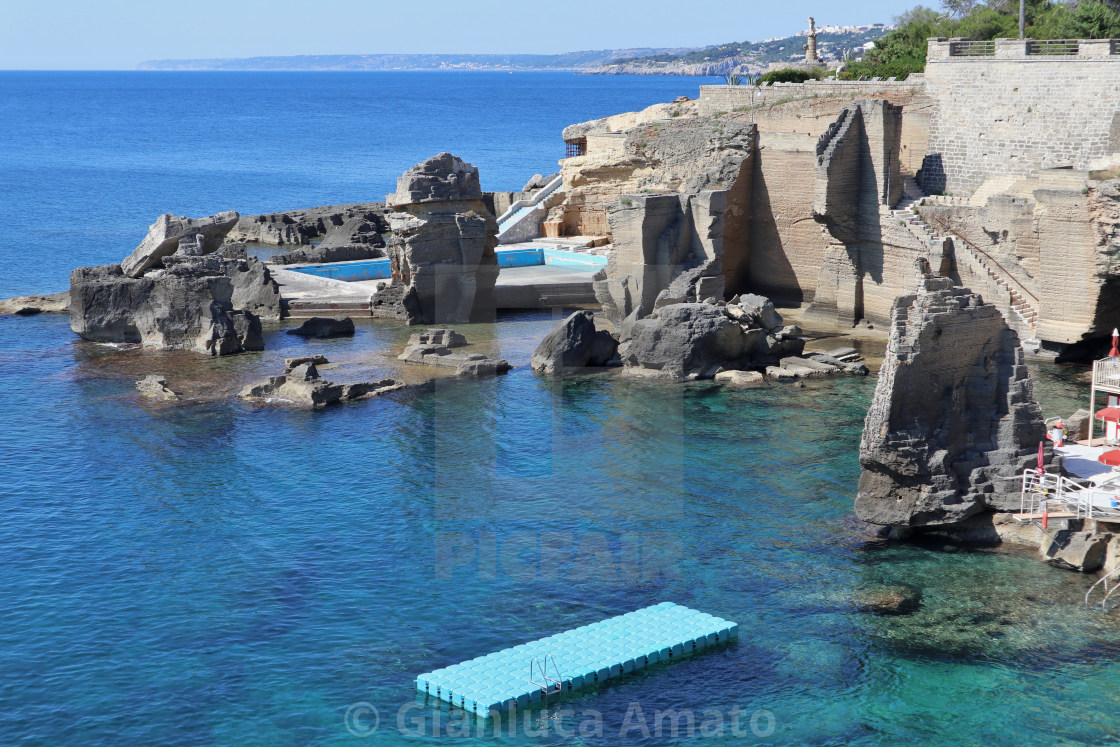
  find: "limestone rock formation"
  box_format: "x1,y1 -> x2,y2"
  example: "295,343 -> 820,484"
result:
1040,529 -> 1112,573
239,359 -> 400,408
271,244 -> 385,266
370,153 -> 500,325
69,264 -> 263,355
121,211 -> 240,278
593,191 -> 729,328
856,274 -> 1047,527
714,370 -> 765,387
531,311 -> 620,374
398,330 -> 511,377
226,203 -> 392,248
408,328 -> 467,348
286,316 -> 355,338
0,291 -> 69,315
136,375 -> 179,401
387,152 -> 483,206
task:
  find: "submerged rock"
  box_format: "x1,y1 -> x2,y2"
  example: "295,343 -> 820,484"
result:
398,332 -> 511,378
855,584 -> 922,616
136,375 -> 179,401
531,310 -> 619,374
856,273 -> 1046,528
286,317 -> 355,338
238,358 -> 400,408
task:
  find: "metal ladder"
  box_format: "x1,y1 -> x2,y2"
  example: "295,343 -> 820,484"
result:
1086,564 -> 1120,609
530,655 -> 564,697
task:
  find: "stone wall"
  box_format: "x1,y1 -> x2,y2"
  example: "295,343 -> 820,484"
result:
923,38 -> 1120,194
919,175 -> 1120,346
698,78 -> 922,117
747,134 -> 826,305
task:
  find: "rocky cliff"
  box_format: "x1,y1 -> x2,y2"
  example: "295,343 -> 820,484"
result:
856,271 -> 1046,527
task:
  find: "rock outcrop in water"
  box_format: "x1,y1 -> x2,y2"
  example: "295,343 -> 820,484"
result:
398,328 -> 511,377
856,272 -> 1046,527
531,311 -> 619,374
370,153 -> 500,325
69,211 -> 281,355
619,294 -> 805,380
70,263 -> 265,355
0,291 -> 70,315
239,358 -> 400,408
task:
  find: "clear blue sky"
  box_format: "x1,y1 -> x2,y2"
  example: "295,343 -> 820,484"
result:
3,0 -> 922,70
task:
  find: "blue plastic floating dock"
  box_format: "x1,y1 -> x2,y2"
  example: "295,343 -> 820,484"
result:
415,602 -> 738,718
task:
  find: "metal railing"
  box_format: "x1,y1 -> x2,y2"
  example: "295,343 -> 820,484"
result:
1027,39 -> 1080,55
1093,356 -> 1120,389
1086,563 -> 1120,608
924,213 -> 1040,307
949,40 -> 995,56
530,655 -> 564,695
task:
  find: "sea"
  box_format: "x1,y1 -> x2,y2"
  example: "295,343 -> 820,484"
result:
0,71 -> 1117,746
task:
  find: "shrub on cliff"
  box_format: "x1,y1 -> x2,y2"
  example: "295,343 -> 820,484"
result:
760,68 -> 818,84
842,1 -> 1120,81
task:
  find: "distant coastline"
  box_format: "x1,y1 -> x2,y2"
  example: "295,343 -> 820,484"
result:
135,50 -> 692,73
135,26 -> 889,74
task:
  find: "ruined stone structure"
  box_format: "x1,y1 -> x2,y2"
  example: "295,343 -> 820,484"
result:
370,153 -> 500,325
922,38 -> 1120,194
802,99 -> 950,326
593,191 -> 728,328
857,272 -> 1046,527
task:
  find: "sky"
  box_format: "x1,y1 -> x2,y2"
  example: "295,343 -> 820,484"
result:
2,0 -> 923,70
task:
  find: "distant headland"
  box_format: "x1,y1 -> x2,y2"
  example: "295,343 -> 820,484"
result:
135,25 -> 888,74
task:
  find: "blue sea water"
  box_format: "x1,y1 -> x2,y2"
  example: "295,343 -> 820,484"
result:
2,72 -> 1120,746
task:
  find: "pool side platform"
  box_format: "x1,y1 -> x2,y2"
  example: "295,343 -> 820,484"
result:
415,602 -> 738,719
270,242 -> 608,315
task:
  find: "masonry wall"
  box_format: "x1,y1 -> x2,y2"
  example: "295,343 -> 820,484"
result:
747,134 -> 830,305
698,79 -> 922,116
923,38 -> 1120,195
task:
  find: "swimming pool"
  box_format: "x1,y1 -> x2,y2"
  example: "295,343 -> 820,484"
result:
287,246 -> 608,281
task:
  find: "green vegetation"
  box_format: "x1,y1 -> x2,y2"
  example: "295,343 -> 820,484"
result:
608,28 -> 889,69
760,68 -> 819,83
846,1 -> 1120,80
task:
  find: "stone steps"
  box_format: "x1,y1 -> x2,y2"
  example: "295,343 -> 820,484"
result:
968,174 -> 1021,207
894,174 -> 1040,341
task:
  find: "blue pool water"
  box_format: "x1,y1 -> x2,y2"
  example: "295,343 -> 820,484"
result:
2,72 -> 1120,746
290,247 -> 607,281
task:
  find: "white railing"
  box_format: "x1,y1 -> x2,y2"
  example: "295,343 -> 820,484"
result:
1093,356 -> 1120,389
1019,469 -> 1107,520
496,175 -> 564,226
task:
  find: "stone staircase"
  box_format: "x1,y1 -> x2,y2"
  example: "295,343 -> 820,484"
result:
968,174 -> 1021,207
891,175 -> 1041,346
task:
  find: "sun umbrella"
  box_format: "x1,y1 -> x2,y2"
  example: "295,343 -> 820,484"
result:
1098,407 -> 1120,422
1038,441 -> 1045,472
1099,449 -> 1120,467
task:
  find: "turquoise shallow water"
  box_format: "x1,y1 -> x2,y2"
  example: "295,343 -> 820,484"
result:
3,72 -> 1120,745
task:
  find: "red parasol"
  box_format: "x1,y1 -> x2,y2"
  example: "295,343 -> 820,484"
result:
1111,328 -> 1120,358
1038,441 -> 1045,472
1099,449 -> 1120,467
